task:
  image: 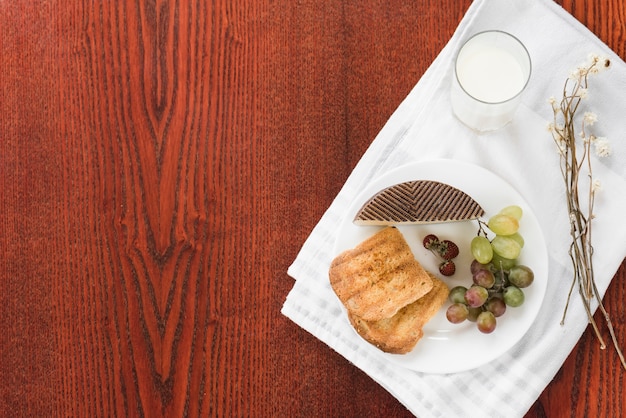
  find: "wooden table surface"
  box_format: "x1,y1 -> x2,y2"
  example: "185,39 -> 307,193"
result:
2,1 -> 625,417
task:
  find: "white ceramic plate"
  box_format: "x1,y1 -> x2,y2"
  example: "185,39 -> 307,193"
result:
333,159 -> 548,374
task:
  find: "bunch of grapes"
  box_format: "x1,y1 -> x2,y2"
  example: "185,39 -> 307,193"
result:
445,205 -> 535,334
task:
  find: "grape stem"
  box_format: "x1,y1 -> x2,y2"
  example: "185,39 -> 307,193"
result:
476,218 -> 490,238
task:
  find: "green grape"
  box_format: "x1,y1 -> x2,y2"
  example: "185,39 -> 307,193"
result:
491,252 -> 517,271
508,265 -> 534,288
471,236 -> 493,264
476,311 -> 497,333
446,303 -> 469,324
464,285 -> 489,308
449,286 -> 468,304
503,286 -> 525,307
491,235 -> 521,260
467,307 -> 482,322
509,232 -> 525,248
488,214 -> 519,236
499,205 -> 523,220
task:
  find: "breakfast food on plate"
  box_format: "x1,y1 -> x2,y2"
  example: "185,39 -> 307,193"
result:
329,226 -> 449,353
348,274 -> 448,354
446,205 -> 536,334
353,180 -> 484,225
423,234 -> 460,277
329,227 -> 434,322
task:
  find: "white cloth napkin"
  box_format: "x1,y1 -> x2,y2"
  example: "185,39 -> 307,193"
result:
282,0 -> 626,416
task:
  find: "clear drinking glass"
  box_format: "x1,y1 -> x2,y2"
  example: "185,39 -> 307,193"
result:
451,30 -> 531,132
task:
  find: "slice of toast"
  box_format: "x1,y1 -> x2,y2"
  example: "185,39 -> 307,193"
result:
329,227 -> 433,321
348,274 -> 449,354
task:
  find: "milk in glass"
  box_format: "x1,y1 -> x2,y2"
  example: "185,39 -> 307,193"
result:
451,31 -> 531,131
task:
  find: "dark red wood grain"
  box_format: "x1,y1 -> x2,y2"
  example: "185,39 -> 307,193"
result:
1,1 -> 625,416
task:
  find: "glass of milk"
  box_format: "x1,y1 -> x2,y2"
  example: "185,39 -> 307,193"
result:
451,31 -> 531,132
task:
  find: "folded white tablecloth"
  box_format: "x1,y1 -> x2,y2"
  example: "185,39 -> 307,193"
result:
282,0 -> 626,416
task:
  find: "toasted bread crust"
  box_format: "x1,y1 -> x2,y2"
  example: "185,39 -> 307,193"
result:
348,275 -> 449,354
329,227 -> 433,321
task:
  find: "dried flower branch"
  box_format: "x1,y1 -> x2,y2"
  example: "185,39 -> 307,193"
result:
548,54 -> 626,370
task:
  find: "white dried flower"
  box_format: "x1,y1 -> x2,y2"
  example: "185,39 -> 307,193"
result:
578,88 -> 588,99
588,53 -> 600,64
587,54 -> 600,74
583,112 -> 598,126
594,137 -> 611,157
554,136 -> 567,155
569,67 -> 584,80
592,179 -> 602,192
597,56 -> 611,72
548,122 -> 562,133
569,212 -> 577,223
